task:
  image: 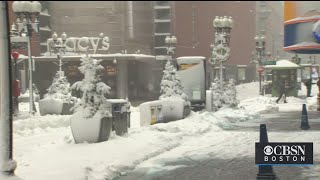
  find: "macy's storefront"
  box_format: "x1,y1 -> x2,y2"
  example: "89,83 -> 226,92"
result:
32,53 -> 161,102
17,34 -> 164,102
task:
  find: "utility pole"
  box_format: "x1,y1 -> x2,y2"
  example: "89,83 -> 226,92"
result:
0,1 -> 20,178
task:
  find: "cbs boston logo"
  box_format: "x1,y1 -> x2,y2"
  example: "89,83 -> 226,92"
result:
255,143 -> 313,165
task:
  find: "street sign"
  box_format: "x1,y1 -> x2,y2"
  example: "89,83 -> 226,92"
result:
262,61 -> 276,65
257,66 -> 264,73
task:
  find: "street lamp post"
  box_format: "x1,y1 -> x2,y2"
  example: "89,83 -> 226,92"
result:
165,35 -> 177,63
209,16 -> 233,91
51,32 -> 68,74
12,1 -> 41,115
253,34 -> 266,95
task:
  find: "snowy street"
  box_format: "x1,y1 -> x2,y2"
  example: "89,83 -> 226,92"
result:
117,111 -> 320,180
9,82 -> 320,180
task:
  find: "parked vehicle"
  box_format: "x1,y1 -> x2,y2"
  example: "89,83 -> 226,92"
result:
176,56 -> 206,111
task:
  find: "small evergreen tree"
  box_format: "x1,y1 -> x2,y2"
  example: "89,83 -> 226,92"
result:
45,71 -> 75,103
224,78 -> 239,107
159,60 -> 188,101
210,77 -> 223,112
71,55 -> 111,119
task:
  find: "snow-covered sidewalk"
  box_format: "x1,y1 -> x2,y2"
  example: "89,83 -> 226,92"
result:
10,82 -> 320,180
13,103 -> 263,180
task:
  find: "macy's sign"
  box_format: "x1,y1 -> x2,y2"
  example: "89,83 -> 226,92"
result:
47,33 -> 110,54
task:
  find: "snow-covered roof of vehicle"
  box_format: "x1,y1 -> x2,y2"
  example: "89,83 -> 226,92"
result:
265,59 -> 300,69
107,99 -> 129,104
176,56 -> 206,64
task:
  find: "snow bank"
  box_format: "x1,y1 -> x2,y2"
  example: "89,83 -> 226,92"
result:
149,111 -> 221,134
14,112 -> 212,180
306,96 -> 318,111
13,115 -> 71,137
239,96 -> 279,114
0,174 -> 22,180
19,90 -> 40,102
214,107 -> 260,123
14,107 -> 261,180
298,83 -> 319,97
236,82 -> 260,101
12,81 -> 320,180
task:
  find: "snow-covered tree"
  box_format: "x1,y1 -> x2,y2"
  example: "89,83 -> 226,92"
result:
71,55 -> 111,119
159,60 -> 188,101
224,78 -> 239,107
210,77 -> 223,112
45,71 -> 76,103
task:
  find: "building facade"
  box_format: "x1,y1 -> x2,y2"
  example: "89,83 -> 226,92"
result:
173,1 -> 256,83
9,1 -> 269,101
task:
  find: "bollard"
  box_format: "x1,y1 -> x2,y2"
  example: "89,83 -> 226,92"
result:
257,124 -> 276,180
301,104 -> 310,130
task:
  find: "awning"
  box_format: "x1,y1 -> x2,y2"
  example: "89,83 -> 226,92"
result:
33,53 -> 157,64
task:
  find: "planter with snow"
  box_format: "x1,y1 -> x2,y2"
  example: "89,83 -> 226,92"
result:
141,58 -> 192,126
69,54 -> 113,143
161,99 -> 188,123
40,70 -> 77,116
39,98 -> 76,116
70,108 -> 113,143
39,98 -> 63,116
140,99 -> 191,126
61,102 -> 75,115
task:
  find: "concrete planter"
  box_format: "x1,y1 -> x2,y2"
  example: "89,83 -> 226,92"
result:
140,99 -> 191,126
39,98 -> 75,116
61,102 -> 75,115
70,111 -> 113,144
39,98 -> 63,116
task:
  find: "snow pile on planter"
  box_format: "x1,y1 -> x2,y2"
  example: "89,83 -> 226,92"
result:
239,96 -> 279,114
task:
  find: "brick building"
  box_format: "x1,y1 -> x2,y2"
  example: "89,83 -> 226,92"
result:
8,1 -> 274,101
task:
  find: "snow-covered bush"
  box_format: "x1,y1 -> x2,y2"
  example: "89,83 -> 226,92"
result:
209,77 -> 238,112
44,71 -> 76,104
71,55 -> 112,119
224,78 -> 239,107
159,60 -> 188,101
210,77 -> 223,112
